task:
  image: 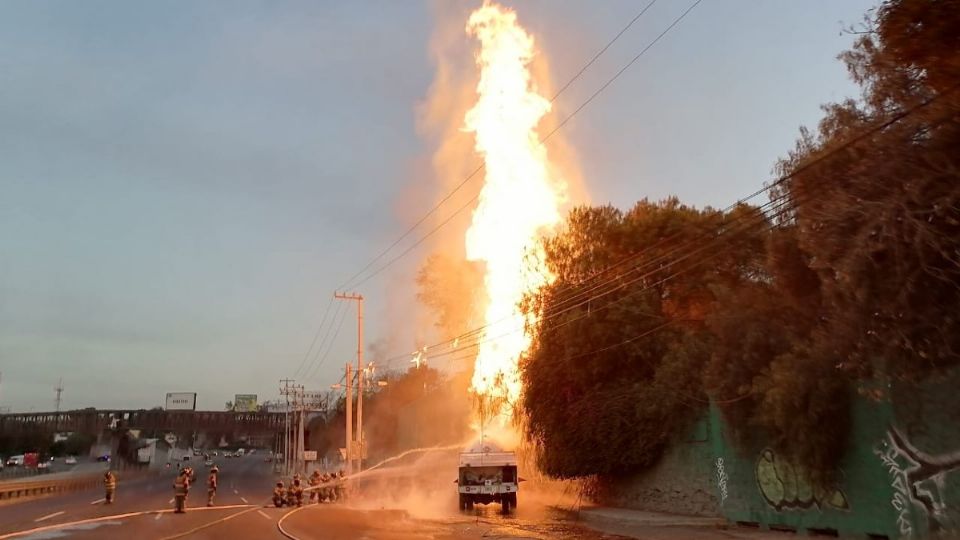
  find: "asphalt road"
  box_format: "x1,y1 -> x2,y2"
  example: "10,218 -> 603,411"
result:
0,454 -> 627,540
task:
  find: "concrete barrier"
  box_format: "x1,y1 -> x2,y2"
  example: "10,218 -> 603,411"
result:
0,469 -> 157,505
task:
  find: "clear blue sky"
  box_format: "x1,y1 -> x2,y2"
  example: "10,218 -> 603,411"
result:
0,0 -> 876,411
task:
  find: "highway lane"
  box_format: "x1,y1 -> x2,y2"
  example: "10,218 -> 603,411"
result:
0,453 -> 282,539
0,454 -> 633,540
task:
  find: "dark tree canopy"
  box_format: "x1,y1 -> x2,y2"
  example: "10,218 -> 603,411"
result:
519,0 -> 959,480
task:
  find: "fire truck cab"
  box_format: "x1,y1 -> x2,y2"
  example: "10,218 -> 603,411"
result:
457,449 -> 518,513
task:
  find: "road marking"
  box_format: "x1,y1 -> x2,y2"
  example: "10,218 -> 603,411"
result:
90,498 -> 105,505
168,498 -> 174,504
257,510 -> 271,520
34,512 -> 65,523
159,507 -> 260,540
155,513 -> 163,521
240,497 -> 248,503
0,505 -> 256,540
232,489 -> 238,494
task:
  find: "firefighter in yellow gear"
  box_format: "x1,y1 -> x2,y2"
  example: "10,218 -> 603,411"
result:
206,466 -> 218,506
173,469 -> 191,513
288,475 -> 304,507
272,481 -> 286,507
103,471 -> 117,504
308,470 -> 322,503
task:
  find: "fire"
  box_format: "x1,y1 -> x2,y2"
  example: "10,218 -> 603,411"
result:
463,2 -> 565,421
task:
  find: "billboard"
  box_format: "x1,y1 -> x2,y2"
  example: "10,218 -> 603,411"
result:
165,392 -> 197,411
234,394 -> 258,412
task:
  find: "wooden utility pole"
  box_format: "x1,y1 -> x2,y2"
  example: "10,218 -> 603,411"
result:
335,292 -> 364,470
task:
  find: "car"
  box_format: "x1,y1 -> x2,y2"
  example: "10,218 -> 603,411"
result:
204,459 -> 214,467
37,462 -> 50,470
182,455 -> 191,461
6,455 -> 24,467
96,455 -> 111,462
65,456 -> 78,465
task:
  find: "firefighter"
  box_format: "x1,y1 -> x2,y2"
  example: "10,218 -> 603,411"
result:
308,470 -> 322,503
321,472 -> 333,502
335,470 -> 346,502
173,468 -> 190,513
272,481 -> 286,507
288,475 -> 304,507
103,470 -> 117,504
206,466 -> 218,507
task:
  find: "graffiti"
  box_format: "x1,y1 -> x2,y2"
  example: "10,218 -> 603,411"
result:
875,428 -> 960,536
715,457 -> 729,505
755,448 -> 849,511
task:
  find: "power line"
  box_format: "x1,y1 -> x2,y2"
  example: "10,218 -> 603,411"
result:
292,295 -> 335,379
300,300 -> 344,381
338,0 -> 702,291
306,303 -> 350,381
395,81 -> 959,358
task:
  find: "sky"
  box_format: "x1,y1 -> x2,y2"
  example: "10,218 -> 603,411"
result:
0,0 -> 876,412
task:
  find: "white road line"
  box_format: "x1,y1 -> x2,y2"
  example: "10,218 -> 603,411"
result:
256,510 -> 271,520
155,513 -> 163,521
34,512 -> 65,523
89,498 -> 105,505
168,498 -> 175,504
232,489 -> 238,495
240,497 -> 248,504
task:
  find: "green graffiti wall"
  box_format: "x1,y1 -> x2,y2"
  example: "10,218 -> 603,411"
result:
609,369 -> 960,538
709,370 -> 960,539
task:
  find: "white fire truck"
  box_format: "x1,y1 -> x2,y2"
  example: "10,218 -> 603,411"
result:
457,449 -> 519,513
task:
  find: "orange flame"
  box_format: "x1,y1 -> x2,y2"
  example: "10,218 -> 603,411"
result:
464,2 -> 565,421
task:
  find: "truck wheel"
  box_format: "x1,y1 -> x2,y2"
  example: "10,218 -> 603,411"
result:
458,494 -> 466,511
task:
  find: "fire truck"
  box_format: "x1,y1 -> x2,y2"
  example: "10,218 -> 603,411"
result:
456,449 -> 518,513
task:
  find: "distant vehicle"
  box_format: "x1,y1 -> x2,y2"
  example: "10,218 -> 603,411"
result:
182,455 -> 191,461
457,449 -> 519,513
23,453 -> 40,468
65,456 -> 78,465
37,462 -> 50,470
6,455 -> 24,467
193,450 -> 202,457
204,459 -> 214,467
212,451 -> 218,457
96,454 -> 111,462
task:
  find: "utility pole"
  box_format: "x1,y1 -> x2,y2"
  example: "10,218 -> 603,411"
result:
54,378 -> 64,431
334,292 -> 363,470
344,363 -> 353,475
296,384 -> 305,475
279,378 -> 294,476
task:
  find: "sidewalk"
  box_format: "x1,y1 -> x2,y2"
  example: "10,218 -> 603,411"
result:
566,506 -> 793,540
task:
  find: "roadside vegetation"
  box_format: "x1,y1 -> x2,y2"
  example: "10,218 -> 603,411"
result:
520,0 -> 960,481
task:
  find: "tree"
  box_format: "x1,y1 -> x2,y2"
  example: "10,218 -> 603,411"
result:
776,0 -> 960,379
521,200 -> 770,477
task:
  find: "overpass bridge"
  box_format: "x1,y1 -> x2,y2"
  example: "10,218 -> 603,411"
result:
0,409 -> 285,448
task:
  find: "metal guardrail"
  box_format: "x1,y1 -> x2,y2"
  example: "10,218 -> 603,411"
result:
0,472 -> 103,502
